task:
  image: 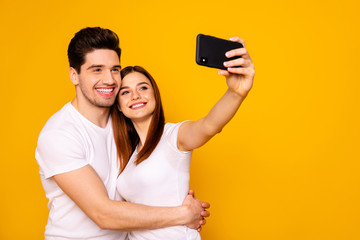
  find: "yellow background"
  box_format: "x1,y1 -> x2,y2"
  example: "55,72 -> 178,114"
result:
1,0 -> 359,239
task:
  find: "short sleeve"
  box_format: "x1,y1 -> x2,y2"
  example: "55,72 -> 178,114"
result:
35,129 -> 88,179
164,122 -> 192,154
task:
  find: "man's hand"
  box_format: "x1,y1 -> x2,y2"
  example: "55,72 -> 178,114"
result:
182,190 -> 210,232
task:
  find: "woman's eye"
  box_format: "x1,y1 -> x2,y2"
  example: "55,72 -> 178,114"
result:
120,91 -> 129,95
140,86 -> 148,90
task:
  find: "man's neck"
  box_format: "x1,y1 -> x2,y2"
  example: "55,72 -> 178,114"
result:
71,98 -> 110,128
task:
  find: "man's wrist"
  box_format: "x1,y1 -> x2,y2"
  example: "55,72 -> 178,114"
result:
176,205 -> 190,225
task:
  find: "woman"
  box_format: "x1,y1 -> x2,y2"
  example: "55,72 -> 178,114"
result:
112,37 -> 254,239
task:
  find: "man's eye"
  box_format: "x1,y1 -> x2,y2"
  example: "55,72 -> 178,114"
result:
112,68 -> 120,72
93,68 -> 101,72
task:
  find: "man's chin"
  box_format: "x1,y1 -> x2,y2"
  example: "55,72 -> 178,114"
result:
94,100 -> 116,108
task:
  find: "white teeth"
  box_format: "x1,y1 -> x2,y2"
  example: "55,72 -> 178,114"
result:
96,88 -> 114,93
131,103 -> 145,109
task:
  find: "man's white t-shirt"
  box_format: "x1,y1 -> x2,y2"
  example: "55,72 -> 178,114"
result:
35,102 -> 126,240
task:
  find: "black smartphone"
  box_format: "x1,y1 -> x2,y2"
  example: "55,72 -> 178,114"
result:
196,34 -> 244,70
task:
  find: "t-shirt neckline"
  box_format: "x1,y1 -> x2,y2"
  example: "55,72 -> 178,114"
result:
67,102 -> 112,132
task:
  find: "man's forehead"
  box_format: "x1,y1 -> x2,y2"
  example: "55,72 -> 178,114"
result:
83,49 -> 120,66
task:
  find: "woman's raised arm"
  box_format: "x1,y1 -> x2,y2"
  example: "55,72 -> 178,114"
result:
178,37 -> 255,152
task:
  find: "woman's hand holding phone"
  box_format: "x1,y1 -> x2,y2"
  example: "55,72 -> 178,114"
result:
219,37 -> 255,99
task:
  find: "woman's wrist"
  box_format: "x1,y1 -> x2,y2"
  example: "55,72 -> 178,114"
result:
226,88 -> 247,102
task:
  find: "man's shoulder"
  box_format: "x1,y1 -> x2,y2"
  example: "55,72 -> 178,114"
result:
41,103 -> 80,132
35,103 -> 90,178
37,103 -> 86,143
36,103 -> 87,156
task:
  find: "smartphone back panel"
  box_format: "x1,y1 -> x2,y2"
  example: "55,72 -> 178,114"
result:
196,34 -> 243,70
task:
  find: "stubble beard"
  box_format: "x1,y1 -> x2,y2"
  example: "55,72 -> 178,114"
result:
79,83 -> 116,108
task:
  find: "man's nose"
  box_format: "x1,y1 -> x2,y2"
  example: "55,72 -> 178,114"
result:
103,70 -> 115,84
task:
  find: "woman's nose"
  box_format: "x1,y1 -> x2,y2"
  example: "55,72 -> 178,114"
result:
132,91 -> 140,100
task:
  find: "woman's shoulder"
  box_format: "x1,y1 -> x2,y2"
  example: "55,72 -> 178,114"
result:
163,122 -> 192,154
163,121 -> 191,139
164,122 -> 184,134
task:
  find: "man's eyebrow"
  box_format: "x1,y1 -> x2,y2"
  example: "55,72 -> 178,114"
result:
87,64 -> 104,70
86,64 -> 121,70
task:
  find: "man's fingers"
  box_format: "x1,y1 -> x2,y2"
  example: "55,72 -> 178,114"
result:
201,201 -> 210,209
201,210 -> 210,217
188,189 -> 195,197
200,218 -> 206,225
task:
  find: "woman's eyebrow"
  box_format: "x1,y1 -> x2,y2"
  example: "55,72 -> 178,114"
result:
137,82 -> 150,86
120,82 -> 149,90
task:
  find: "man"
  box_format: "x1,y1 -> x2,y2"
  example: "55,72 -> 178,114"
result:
35,27 -> 209,240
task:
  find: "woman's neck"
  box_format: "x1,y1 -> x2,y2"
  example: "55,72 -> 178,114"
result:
132,118 -> 152,151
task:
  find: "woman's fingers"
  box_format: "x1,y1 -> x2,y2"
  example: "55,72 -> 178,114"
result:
229,36 -> 245,46
225,47 -> 249,59
227,65 -> 255,76
224,57 -> 252,68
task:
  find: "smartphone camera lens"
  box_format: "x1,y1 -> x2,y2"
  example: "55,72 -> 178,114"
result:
200,57 -> 208,63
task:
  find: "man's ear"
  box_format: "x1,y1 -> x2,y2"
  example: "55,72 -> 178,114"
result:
69,67 -> 79,85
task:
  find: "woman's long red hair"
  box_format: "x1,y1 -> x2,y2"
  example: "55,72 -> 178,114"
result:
112,66 -> 165,173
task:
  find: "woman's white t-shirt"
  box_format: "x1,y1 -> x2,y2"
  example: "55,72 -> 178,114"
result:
117,122 -> 201,240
